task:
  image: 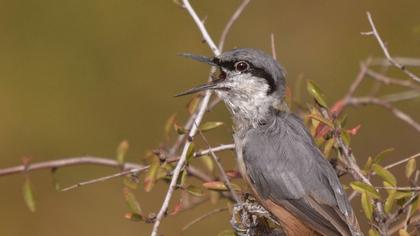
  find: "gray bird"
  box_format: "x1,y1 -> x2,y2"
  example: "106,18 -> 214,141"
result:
176,48 -> 362,236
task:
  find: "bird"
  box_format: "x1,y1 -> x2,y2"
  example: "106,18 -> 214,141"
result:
176,48 -> 362,236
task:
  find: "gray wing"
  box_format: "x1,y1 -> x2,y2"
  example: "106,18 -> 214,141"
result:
242,112 -> 360,236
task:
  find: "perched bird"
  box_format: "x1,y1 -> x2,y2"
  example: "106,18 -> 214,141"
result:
176,48 -> 362,236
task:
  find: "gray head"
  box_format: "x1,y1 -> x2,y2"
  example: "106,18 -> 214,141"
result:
177,48 -> 287,128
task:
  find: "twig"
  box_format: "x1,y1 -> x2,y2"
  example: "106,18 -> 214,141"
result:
371,57 -> 420,67
151,1 -> 222,235
61,167 -> 148,191
0,156 -> 144,177
366,69 -> 420,90
343,60 -> 371,101
380,90 -> 420,103
362,12 -> 420,83
0,145 -> 235,178
182,0 -> 220,56
347,96 -> 420,132
384,152 -> 420,170
193,143 -> 235,157
181,207 -> 228,232
270,33 -> 277,60
218,0 -> 251,51
196,125 -> 241,203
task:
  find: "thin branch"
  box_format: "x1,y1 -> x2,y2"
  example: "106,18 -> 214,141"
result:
182,0 -> 220,55
347,96 -> 420,132
0,156 -> 144,177
371,57 -> 420,67
151,1 -> 221,235
343,60 -> 371,101
380,90 -> 420,103
61,167 -> 148,192
181,207 -> 228,232
366,69 -> 420,90
362,12 -> 420,83
270,33 -> 277,60
0,145 -> 235,178
384,152 -> 420,170
218,0 -> 251,51
196,125 -> 241,203
193,143 -> 235,157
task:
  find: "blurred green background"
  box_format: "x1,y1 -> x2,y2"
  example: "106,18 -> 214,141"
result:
0,0 -> 419,235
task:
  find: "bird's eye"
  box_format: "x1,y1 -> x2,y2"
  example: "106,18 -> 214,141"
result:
234,61 -> 249,72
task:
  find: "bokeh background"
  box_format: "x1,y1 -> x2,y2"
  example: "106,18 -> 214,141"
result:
0,1 -> 419,235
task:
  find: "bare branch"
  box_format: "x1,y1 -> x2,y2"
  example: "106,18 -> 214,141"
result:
347,96 -> 420,132
270,33 -> 277,60
61,167 -> 148,192
362,12 -> 420,83
196,125 -> 241,203
182,0 -> 220,55
0,156 -> 144,177
193,143 -> 235,157
151,1 -> 222,235
384,152 -> 420,170
366,69 -> 420,90
371,57 -> 420,67
218,0 -> 251,51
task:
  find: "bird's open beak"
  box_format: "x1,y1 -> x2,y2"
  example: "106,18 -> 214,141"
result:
174,80 -> 220,97
175,53 -> 223,97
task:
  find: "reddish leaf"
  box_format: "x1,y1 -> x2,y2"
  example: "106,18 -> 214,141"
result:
347,124 -> 362,136
170,201 -> 183,216
330,99 -> 345,117
225,170 -> 241,179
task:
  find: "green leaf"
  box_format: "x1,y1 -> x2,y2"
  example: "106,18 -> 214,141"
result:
144,154 -> 160,192
124,212 -> 143,222
384,191 -> 396,213
186,185 -> 204,197
186,143 -> 195,164
361,192 -> 373,220
350,181 -> 380,199
341,130 -> 351,146
405,158 -> 416,179
364,156 -> 373,172
177,169 -> 188,187
164,113 -> 177,137
323,138 -> 335,157
116,140 -> 129,164
174,123 -> 187,135
373,148 -> 394,164
200,122 -> 224,132
123,187 -> 142,215
200,155 -> 214,172
124,175 -> 139,189
394,191 -> 413,200
307,80 -> 328,107
383,181 -> 396,195
22,178 -> 36,212
372,164 -> 397,186
368,228 -> 380,236
203,181 -> 228,191
187,96 -> 200,114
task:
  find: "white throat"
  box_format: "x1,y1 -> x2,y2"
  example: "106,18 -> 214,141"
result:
216,75 -> 279,130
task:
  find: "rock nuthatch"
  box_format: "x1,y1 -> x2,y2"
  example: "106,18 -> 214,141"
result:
176,48 -> 362,236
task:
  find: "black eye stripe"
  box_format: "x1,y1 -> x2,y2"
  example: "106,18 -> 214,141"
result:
213,59 -> 277,95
